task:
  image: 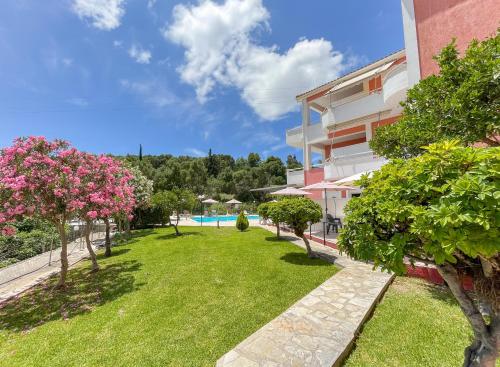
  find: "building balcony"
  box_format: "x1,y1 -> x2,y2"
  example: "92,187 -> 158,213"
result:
286,168 -> 305,186
323,142 -> 387,181
321,65 -> 408,129
285,122 -> 326,148
285,126 -> 303,148
383,63 -> 408,106
322,92 -> 385,128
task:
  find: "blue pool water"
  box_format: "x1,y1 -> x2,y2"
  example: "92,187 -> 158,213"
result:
192,215 -> 259,223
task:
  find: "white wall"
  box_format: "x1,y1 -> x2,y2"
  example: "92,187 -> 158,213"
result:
401,0 -> 421,86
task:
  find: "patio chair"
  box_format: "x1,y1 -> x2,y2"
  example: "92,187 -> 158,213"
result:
326,214 -> 342,234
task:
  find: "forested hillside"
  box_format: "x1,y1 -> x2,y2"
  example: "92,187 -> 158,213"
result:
121,150 -> 302,202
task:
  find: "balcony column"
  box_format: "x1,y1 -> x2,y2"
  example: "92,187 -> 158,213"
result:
365,120 -> 373,141
302,100 -> 312,171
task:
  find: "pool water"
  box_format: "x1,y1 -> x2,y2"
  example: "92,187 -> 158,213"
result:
191,215 -> 259,223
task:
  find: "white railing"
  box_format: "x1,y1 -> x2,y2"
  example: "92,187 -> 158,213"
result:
324,145 -> 387,181
286,126 -> 303,137
286,169 -> 304,186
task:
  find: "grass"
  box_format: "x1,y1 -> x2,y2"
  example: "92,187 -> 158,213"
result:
343,277 -> 473,367
0,227 -> 338,367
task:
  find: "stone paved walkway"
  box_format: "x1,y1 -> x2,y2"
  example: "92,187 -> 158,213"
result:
217,225 -> 393,367
0,233 -> 105,303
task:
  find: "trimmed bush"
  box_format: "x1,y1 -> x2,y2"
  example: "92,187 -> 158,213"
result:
235,212 -> 249,231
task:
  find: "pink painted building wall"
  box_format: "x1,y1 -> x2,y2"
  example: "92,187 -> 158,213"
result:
304,168 -> 324,200
413,0 -> 499,78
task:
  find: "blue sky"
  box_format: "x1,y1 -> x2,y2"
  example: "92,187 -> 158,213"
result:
0,0 -> 404,161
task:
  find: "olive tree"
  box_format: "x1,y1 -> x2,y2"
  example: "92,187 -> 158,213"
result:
258,201 -> 286,239
277,198 -> 322,258
151,190 -> 195,236
370,33 -> 499,159
338,141 -> 499,367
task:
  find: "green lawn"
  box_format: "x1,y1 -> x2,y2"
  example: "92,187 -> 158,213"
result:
344,277 -> 473,367
0,227 -> 338,367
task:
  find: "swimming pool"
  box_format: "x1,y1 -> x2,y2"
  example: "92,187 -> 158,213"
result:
191,215 -> 259,223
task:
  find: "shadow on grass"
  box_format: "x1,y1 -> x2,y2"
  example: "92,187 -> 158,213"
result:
264,235 -> 295,243
420,280 -> 461,306
95,248 -> 131,260
0,260 -> 143,332
156,231 -> 203,241
112,229 -> 156,247
280,252 -> 332,267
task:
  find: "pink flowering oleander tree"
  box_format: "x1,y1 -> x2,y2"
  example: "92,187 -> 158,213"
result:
0,137 -> 91,288
78,154 -> 135,260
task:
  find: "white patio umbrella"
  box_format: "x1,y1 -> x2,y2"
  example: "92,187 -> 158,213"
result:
202,198 -> 218,204
301,182 -> 354,218
200,198 -> 218,226
225,199 -> 242,204
333,170 -> 373,186
270,187 -> 312,196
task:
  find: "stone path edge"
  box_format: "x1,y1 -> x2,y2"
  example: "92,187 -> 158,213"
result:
216,225 -> 394,367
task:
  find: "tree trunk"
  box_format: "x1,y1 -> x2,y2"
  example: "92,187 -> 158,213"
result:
294,229 -> 316,258
85,220 -> 99,272
276,222 -> 280,239
56,223 -> 69,288
174,214 -> 181,236
437,263 -> 499,367
104,218 -> 112,257
125,219 -> 131,236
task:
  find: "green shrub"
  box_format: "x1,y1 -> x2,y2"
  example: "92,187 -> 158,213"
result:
0,219 -> 59,268
235,212 -> 249,231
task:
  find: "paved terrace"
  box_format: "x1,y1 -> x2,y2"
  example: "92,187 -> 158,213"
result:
217,225 -> 393,367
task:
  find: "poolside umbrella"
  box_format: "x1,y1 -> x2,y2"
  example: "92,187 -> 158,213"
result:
333,170 -> 374,186
225,198 -> 241,214
270,187 -> 312,196
200,198 -> 218,226
202,198 -> 218,204
301,182 -> 354,218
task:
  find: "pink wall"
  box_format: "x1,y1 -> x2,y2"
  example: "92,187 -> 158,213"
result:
414,0 -> 499,77
304,168 -> 324,200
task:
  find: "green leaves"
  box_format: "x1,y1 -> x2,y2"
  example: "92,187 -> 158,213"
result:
370,32 -> 500,159
266,197 -> 322,237
338,142 -> 500,274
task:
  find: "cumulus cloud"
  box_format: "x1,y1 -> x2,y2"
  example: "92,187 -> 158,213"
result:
128,44 -> 152,64
185,148 -> 206,157
164,0 -> 348,120
120,79 -> 176,107
72,0 -> 125,30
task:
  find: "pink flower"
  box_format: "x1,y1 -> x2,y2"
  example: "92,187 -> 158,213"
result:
87,211 -> 98,219
1,226 -> 16,237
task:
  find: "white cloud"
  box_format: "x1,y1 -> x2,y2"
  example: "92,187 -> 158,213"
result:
113,40 -> 123,48
147,0 -> 157,9
120,79 -> 175,107
66,97 -> 89,107
72,0 -> 125,30
62,58 -> 73,67
164,0 -> 349,120
128,44 -> 152,64
185,148 -> 206,157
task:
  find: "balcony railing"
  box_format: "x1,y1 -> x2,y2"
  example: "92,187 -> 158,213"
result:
286,126 -> 303,136
324,143 -> 387,181
286,168 -> 304,186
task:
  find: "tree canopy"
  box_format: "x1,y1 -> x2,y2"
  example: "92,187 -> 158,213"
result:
338,141 -> 499,366
122,150 -> 293,203
275,198 -> 322,258
370,33 -> 500,159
